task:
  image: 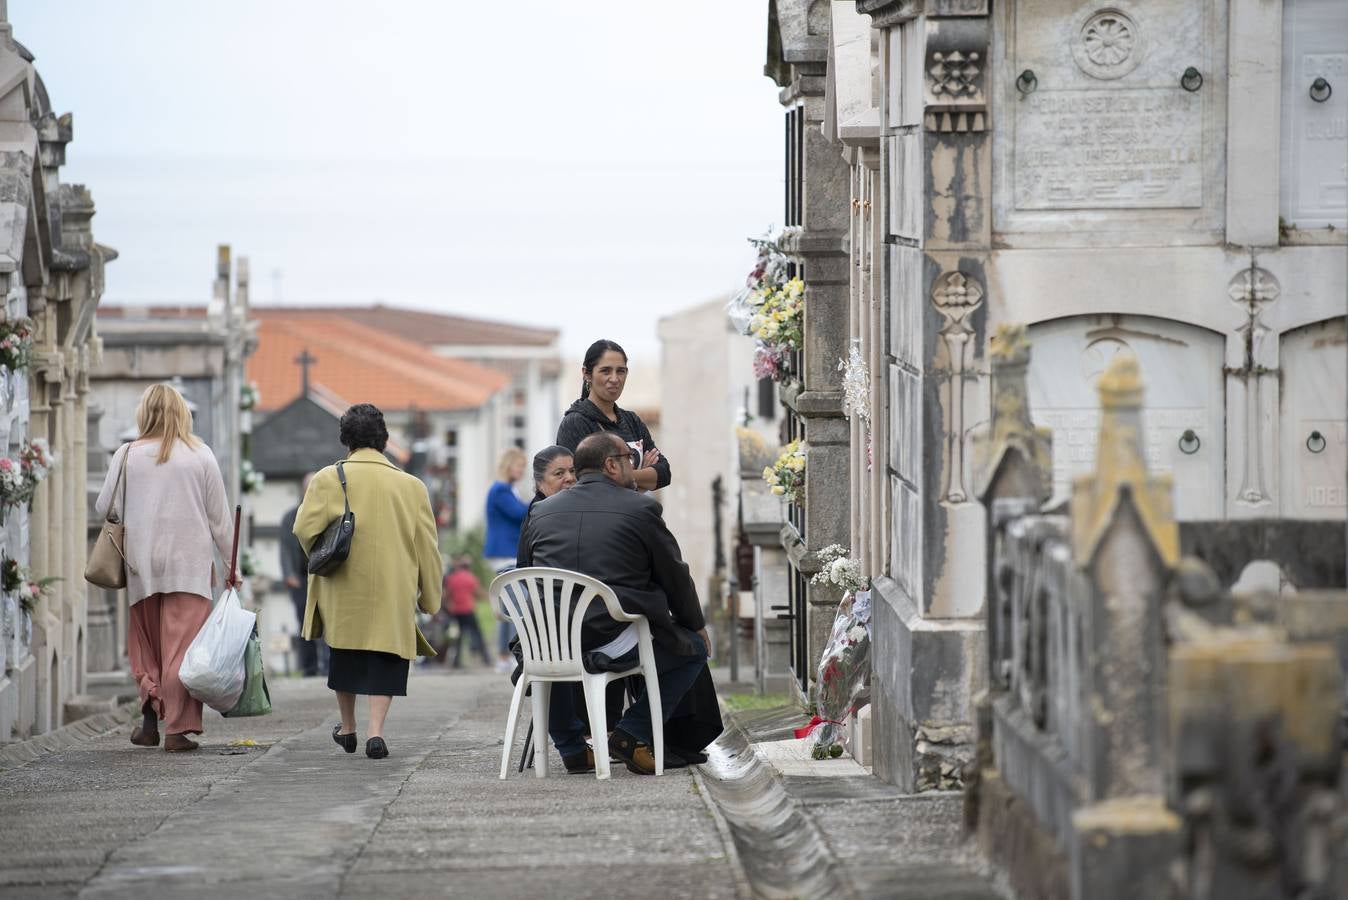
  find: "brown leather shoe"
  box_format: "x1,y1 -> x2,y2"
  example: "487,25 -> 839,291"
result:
129,726 -> 159,747
608,728 -> 656,776
164,734 -> 199,753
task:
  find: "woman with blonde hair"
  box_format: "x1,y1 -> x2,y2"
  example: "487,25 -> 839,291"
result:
95,383 -> 233,753
483,446 -> 528,670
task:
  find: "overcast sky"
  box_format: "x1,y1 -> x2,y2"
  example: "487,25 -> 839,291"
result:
12,1 -> 784,372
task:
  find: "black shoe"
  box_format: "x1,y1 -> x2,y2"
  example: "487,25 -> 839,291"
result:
562,748 -> 595,774
332,726 -> 357,754
366,736 -> 389,759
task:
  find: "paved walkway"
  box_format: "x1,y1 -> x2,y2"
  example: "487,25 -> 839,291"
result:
0,669 -> 742,900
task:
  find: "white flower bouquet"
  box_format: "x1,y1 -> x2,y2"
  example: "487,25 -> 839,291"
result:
798,546 -> 872,759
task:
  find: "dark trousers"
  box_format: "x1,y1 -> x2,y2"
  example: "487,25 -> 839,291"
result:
548,635 -> 708,758
290,588 -> 327,677
451,612 -> 491,667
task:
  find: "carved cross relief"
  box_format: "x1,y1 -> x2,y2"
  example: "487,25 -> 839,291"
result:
1226,265 -> 1280,505
933,271 -> 984,503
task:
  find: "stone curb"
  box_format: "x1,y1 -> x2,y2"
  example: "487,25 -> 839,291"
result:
698,703 -> 854,899
0,699 -> 138,772
690,762 -> 756,900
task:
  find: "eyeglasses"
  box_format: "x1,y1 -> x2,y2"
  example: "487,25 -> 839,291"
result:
607,453 -> 632,466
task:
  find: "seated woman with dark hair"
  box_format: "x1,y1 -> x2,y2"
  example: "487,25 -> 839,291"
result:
293,403 -> 443,760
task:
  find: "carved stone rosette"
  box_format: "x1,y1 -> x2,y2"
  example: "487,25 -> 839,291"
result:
933,271 -> 984,504
923,17 -> 988,133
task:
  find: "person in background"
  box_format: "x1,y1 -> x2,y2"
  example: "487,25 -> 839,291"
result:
484,446 -> 529,672
503,445 -> 576,680
95,383 -> 233,754
555,339 -> 670,492
444,555 -> 491,668
293,403 -> 442,760
279,473 -> 326,677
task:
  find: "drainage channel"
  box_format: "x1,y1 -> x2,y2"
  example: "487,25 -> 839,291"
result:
695,720 -> 853,899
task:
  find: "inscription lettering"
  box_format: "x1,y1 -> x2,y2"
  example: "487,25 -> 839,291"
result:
1306,486 -> 1346,508
1015,89 -> 1202,209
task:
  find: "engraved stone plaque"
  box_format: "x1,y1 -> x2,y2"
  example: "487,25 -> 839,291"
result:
1280,0 -> 1348,230
1011,1 -> 1207,211
1015,90 -> 1202,208
1025,315 -> 1225,520
1280,318 -> 1346,519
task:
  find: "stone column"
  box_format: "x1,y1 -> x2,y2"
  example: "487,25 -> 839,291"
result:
84,397 -> 119,674
776,41 -> 855,691
862,0 -> 994,793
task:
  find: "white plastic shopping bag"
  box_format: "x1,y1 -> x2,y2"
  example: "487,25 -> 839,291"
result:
180,585 -> 256,713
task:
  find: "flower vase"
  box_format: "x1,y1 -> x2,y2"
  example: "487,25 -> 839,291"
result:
0,593 -> 10,673
1,593 -> 15,672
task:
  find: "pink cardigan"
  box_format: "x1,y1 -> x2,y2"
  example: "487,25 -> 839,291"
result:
94,440 -> 233,605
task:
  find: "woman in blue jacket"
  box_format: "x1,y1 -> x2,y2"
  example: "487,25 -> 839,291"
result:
484,447 -> 529,670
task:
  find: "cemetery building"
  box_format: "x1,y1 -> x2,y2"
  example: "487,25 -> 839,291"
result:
0,16 -> 116,742
762,0 -> 1347,810
246,307 -> 512,532
256,305 -> 562,456
658,297 -> 790,688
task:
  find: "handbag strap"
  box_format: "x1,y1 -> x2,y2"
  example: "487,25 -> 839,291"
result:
336,461 -> 350,516
113,443 -> 137,575
108,444 -> 130,522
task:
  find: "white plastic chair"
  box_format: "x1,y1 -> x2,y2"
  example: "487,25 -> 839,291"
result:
491,567 -> 663,780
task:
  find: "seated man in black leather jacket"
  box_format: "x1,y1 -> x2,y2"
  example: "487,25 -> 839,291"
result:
518,432 -> 709,775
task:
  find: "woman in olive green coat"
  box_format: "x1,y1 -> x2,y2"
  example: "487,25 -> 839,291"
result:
294,403 -> 442,759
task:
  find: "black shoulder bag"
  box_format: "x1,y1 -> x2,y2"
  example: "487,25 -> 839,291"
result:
307,462 -> 355,576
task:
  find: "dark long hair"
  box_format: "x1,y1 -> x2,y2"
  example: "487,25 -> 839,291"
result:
579,339 -> 627,400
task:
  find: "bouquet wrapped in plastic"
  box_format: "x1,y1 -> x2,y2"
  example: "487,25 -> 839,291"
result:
797,545 -> 872,759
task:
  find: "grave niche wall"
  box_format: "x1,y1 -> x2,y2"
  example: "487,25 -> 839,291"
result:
1279,0 -> 1347,232
1279,317 -> 1346,520
1025,315 -> 1226,520
991,0 -> 1228,244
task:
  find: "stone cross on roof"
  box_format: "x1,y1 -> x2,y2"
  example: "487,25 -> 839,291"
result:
295,348 -> 317,395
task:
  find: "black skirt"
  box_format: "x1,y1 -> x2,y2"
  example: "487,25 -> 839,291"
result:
327,648 -> 410,696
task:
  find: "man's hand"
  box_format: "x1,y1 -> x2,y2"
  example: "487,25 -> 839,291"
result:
642,448 -> 661,469
697,628 -> 710,654
284,576 -> 301,589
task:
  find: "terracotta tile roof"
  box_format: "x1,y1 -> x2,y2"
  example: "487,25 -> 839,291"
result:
252,305 -> 558,348
247,315 -> 510,413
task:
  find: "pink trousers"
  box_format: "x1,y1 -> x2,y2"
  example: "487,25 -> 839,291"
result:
129,592 -> 212,735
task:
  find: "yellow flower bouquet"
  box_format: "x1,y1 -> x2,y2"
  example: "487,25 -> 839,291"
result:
750,277 -> 804,352
763,439 -> 806,504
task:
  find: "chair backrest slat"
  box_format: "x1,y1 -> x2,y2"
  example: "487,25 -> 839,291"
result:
489,567 -> 622,678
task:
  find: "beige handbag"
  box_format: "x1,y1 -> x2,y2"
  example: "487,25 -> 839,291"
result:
85,447 -> 133,590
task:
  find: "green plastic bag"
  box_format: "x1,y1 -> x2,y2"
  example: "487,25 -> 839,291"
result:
224,628 -> 272,718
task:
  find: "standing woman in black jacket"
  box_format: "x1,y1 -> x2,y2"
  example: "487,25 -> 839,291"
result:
556,339 -> 671,492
